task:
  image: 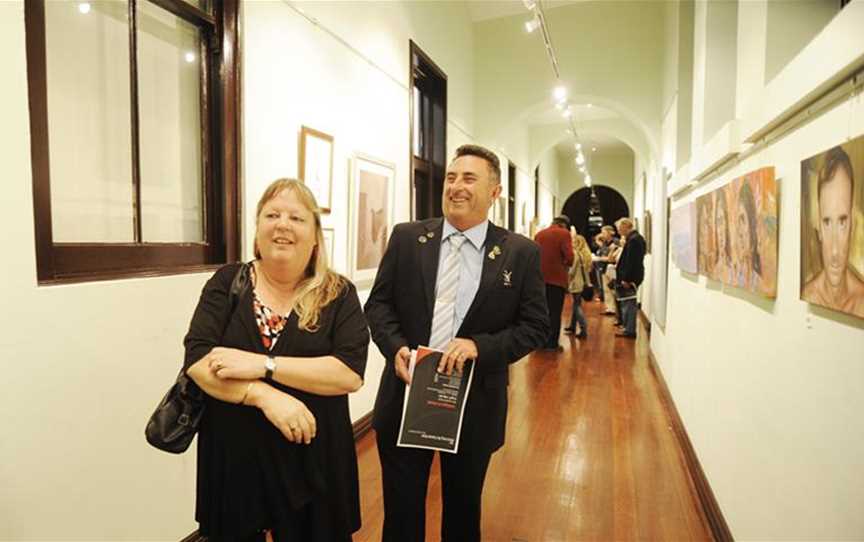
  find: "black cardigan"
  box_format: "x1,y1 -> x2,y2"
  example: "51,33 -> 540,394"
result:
184,263 -> 369,538
616,231 -> 647,286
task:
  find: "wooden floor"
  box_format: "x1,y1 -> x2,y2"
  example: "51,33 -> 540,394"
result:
353,298 -> 713,542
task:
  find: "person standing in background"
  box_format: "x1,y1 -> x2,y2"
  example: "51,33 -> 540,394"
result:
614,218 -> 646,338
534,215 -> 575,352
565,228 -> 593,339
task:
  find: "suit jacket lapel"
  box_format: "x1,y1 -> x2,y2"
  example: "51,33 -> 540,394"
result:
419,218 -> 444,322
460,223 -> 508,329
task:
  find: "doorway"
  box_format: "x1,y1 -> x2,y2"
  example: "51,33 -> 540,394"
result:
409,41 -> 447,220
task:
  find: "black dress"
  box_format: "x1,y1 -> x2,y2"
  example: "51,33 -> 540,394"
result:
183,263 -> 369,540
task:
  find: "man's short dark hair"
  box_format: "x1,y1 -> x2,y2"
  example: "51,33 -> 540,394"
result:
553,215 -> 570,228
818,146 -> 855,206
453,144 -> 501,184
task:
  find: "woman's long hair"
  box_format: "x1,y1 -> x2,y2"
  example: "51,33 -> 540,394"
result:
254,178 -> 346,332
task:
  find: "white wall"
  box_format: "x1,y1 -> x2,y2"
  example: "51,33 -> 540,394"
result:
765,0 -> 839,84
646,2 -> 864,539
0,0 -> 481,539
702,0 -> 738,143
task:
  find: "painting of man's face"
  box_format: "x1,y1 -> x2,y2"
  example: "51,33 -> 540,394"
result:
818,167 -> 853,288
801,137 -> 864,319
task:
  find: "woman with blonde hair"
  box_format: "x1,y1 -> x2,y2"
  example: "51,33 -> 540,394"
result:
185,178 -> 369,541
565,227 -> 594,338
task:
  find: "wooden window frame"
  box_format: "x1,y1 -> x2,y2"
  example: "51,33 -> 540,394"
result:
25,0 -> 241,284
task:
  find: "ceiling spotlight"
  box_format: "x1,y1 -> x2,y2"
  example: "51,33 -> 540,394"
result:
525,17 -> 540,33
586,103 -> 593,108
553,86 -> 567,102
586,175 -> 593,185
576,153 -> 585,166
184,52 -> 196,63
592,147 -> 597,152
575,142 -> 582,151
78,2 -> 91,14
523,0 -> 537,9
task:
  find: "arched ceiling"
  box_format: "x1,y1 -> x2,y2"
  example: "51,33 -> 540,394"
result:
473,0 -> 666,174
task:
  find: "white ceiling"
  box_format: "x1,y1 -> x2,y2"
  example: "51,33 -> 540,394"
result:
528,103 -> 618,126
554,135 -> 632,160
465,0 -> 584,23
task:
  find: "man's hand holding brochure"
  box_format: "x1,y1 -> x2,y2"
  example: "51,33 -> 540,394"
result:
397,345 -> 475,453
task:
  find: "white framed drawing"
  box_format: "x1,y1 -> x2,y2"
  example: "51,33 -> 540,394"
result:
349,153 -> 395,287
321,227 -> 335,270
299,126 -> 333,213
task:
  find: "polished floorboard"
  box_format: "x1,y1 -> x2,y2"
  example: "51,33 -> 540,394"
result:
354,298 -> 713,542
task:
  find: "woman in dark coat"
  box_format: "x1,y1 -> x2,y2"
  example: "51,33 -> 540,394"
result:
186,178 -> 369,541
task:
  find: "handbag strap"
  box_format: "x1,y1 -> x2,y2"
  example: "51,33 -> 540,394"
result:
225,262 -> 251,336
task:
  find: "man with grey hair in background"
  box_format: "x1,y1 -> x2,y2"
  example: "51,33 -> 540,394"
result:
614,217 -> 646,338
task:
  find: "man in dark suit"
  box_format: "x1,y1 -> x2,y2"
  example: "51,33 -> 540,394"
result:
614,217 -> 646,338
364,144 -> 549,541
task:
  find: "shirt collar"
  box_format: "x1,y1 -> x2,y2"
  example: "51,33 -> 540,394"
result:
442,218 -> 488,251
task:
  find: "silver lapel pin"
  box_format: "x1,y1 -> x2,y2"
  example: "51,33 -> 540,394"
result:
502,270 -> 512,287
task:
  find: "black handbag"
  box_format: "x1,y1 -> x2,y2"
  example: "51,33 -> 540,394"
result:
145,263 -> 251,453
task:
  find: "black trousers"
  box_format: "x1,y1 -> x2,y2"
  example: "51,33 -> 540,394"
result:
543,284 -> 566,348
376,430 -> 493,542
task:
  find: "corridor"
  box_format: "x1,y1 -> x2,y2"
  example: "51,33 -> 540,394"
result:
354,300 -> 712,542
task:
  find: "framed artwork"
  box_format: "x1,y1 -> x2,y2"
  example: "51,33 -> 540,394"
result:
643,210 -> 652,253
726,167 -> 778,297
492,196 -> 506,227
520,202 -> 527,232
697,168 -> 779,297
801,135 -> 864,318
349,153 -> 395,286
299,126 -> 334,213
322,227 -> 335,270
670,201 -> 698,274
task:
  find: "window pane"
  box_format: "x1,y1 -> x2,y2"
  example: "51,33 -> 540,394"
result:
138,1 -> 204,243
45,0 -> 135,242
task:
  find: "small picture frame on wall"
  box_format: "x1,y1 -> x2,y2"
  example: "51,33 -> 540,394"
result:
349,153 -> 395,287
299,126 -> 334,213
643,210 -> 653,253
322,227 -> 335,270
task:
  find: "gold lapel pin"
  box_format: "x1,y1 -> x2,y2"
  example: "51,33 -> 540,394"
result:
488,245 -> 502,259
426,231 -> 435,238
418,236 -> 428,244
